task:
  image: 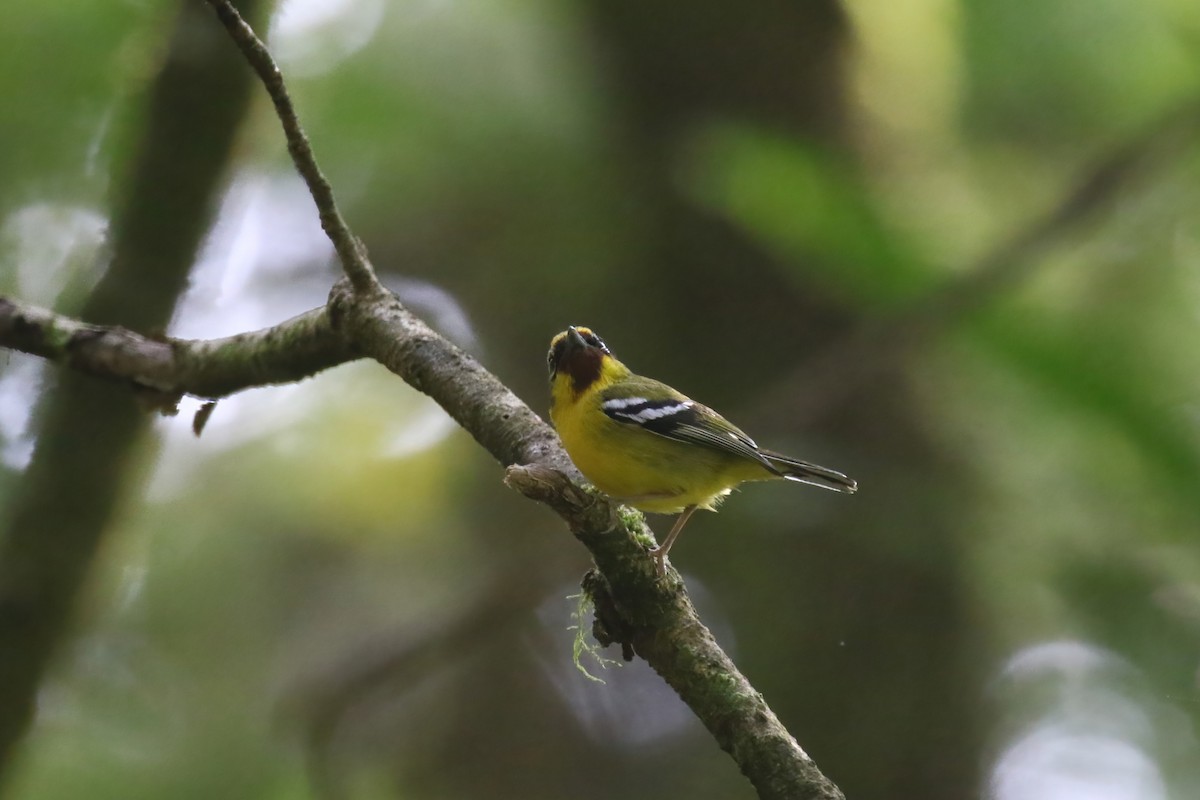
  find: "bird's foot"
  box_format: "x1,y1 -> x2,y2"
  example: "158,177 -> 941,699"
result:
647,546 -> 669,577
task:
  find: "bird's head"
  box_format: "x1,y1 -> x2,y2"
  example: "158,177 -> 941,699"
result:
547,326 -> 626,396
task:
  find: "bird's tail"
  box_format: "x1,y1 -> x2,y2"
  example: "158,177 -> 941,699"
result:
761,450 -> 858,494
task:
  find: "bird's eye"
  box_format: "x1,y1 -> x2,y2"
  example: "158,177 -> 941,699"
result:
547,338 -> 565,376
582,332 -> 608,353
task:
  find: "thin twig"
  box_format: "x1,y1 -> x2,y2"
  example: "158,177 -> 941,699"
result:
203,0 -> 382,295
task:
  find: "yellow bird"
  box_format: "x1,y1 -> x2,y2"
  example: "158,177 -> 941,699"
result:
548,326 -> 857,573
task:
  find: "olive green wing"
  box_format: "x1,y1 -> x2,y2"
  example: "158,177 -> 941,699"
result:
598,376 -> 776,471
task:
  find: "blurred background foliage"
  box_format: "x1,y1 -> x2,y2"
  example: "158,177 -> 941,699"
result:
2,0 -> 1200,798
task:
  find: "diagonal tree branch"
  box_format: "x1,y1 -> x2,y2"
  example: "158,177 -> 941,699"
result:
326,282 -> 570,472
505,464 -> 842,800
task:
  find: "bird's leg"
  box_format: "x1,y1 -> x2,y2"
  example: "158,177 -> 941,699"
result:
648,505 -> 697,575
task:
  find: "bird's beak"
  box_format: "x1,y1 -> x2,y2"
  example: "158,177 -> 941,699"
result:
565,326 -> 588,350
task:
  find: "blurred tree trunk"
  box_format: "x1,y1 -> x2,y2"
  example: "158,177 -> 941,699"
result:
577,2 -> 985,798
0,0 -> 262,784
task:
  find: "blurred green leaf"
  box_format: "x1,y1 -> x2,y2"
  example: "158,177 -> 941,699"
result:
681,122 -> 938,308
972,311 -> 1200,519
962,0 -> 1200,146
